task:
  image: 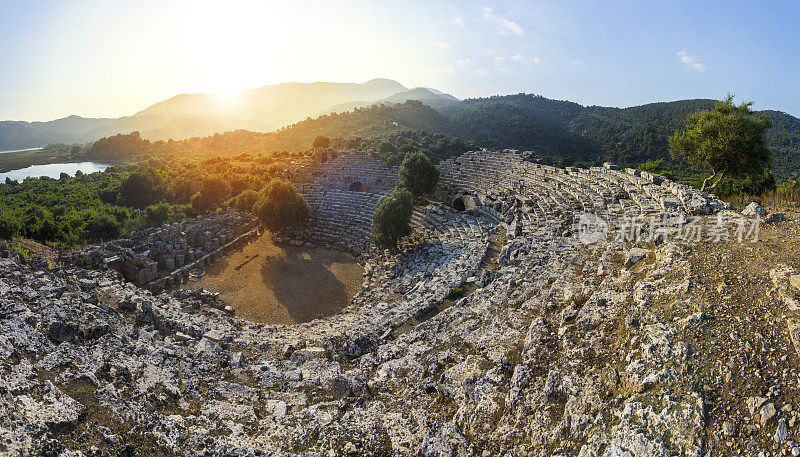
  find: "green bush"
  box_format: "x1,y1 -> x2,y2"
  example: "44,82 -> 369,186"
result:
0,208 -> 20,240
144,202 -> 173,226
377,141 -> 397,154
371,187 -> 415,248
397,151 -> 440,197
252,178 -> 309,231
448,287 -> 464,300
191,177 -> 232,213
84,213 -> 121,241
229,189 -> 260,212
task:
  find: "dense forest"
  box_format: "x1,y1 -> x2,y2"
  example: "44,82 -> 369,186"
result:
0,153 -> 305,247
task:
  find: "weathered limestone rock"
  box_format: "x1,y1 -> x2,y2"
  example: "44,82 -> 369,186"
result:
16,381 -> 86,430
625,248 -> 649,269
742,201 -> 767,217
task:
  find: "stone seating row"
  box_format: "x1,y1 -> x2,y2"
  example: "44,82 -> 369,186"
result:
437,151 -> 729,224
299,185 -> 383,253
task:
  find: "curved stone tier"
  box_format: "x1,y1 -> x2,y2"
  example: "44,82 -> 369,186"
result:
290,152 -> 397,253
437,151 -> 731,226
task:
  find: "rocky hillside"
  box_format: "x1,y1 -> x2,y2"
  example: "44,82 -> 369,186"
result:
3,152 -> 800,455
1,213 -> 797,455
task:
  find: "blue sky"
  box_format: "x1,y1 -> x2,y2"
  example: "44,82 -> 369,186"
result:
1,0 -> 799,121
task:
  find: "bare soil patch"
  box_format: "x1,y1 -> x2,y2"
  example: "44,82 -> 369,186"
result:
183,232 -> 363,324
678,211 -> 800,454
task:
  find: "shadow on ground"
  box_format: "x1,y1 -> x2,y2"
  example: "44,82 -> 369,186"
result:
260,245 -> 354,323
182,233 -> 362,325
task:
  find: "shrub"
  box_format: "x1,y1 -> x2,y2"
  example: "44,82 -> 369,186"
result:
371,187 -> 415,248
191,176 -> 232,213
144,202 -> 173,226
448,287 -> 464,300
230,189 -> 260,212
312,135 -> 331,149
120,169 -> 170,207
84,213 -> 121,241
252,178 -> 309,231
377,141 -> 397,154
397,151 -> 440,197
0,208 -> 20,240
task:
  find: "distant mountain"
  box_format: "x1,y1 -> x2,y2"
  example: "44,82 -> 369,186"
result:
3,83 -> 800,178
324,88 -> 459,113
0,79 -> 414,149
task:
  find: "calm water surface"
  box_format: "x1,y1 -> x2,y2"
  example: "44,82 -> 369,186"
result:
0,147 -> 43,154
0,162 -> 110,181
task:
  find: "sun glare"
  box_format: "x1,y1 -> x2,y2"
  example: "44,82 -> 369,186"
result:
211,87 -> 245,108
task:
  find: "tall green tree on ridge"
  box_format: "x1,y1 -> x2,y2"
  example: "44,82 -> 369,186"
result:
669,95 -> 772,192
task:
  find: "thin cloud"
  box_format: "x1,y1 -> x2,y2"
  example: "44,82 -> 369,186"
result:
431,41 -> 451,50
677,51 -> 706,71
511,54 -> 542,64
453,16 -> 466,28
482,7 -> 523,35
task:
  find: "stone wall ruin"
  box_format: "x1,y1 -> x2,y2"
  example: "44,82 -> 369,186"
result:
65,209 -> 259,291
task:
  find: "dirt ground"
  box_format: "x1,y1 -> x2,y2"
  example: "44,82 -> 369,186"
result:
673,210 -> 800,454
182,232 -> 364,325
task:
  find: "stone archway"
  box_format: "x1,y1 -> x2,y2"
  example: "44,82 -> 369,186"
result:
453,197 -> 466,211
348,181 -> 366,192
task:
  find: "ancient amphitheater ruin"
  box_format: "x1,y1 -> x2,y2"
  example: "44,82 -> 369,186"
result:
4,149 -> 800,456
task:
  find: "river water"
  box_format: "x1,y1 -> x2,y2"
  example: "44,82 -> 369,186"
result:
0,147 -> 43,154
0,162 -> 110,181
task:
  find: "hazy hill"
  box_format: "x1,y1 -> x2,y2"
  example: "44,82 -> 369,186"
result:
3,81 -> 799,178
324,88 -> 460,113
0,79 -> 412,149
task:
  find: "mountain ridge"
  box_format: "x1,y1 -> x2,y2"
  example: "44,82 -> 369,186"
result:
0,79 -> 419,149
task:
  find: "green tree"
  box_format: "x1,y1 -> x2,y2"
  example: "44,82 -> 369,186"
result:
84,213 -> 121,241
377,141 -> 397,154
312,135 -> 331,149
399,144 -> 417,154
0,208 -> 20,240
669,95 -> 772,191
120,169 -> 170,207
144,202 -> 173,226
252,178 -> 309,231
371,187 -> 415,248
397,151 -> 440,197
230,189 -> 260,212
191,176 -> 232,213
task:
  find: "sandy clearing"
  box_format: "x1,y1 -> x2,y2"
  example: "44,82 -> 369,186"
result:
183,232 -> 363,324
